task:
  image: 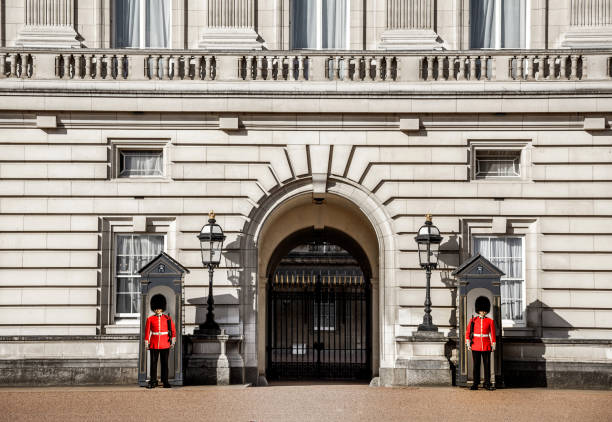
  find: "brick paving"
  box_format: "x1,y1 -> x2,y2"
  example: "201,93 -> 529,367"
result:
1,383 -> 611,422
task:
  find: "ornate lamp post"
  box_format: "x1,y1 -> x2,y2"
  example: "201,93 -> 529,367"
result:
195,211 -> 225,335
415,214 -> 443,332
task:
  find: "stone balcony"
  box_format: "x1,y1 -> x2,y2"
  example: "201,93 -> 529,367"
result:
1,48 -> 611,114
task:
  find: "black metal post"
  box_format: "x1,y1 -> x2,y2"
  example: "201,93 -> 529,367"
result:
198,264 -> 220,335
418,265 -> 438,332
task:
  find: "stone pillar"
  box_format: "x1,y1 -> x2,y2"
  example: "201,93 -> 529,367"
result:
379,0 -> 440,50
15,0 -> 81,48
561,0 -> 612,47
198,0 -> 262,50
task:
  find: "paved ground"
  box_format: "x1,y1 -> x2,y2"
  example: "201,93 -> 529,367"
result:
1,383 -> 611,422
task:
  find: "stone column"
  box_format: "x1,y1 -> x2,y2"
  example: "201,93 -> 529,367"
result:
561,0 -> 612,47
379,0 -> 441,50
198,0 -> 262,50
15,0 -> 81,48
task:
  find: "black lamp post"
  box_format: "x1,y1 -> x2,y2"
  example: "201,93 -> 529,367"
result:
195,211 -> 225,335
415,214 -> 443,332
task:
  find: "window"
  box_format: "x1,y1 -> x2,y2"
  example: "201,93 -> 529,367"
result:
314,300 -> 336,330
291,0 -> 349,49
475,150 -> 521,179
119,150 -> 163,178
470,0 -> 529,49
115,234 -> 164,317
113,0 -> 171,48
473,236 -> 525,324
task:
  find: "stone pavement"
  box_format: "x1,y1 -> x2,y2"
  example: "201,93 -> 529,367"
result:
1,383 -> 611,422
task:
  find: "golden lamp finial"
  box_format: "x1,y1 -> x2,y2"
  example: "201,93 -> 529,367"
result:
425,213 -> 432,223
209,210 -> 216,220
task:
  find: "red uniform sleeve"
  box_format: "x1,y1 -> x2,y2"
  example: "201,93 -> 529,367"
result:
145,316 -> 151,342
489,318 -> 496,344
465,317 -> 472,342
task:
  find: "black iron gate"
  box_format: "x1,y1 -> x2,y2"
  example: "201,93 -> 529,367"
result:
267,269 -> 371,380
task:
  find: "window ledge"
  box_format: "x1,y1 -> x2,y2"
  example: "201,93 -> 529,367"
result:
105,324 -> 139,335
502,326 -> 535,337
112,177 -> 172,183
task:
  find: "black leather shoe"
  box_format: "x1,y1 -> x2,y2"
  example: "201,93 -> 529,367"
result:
484,384 -> 495,391
470,384 -> 478,390
163,383 -> 172,388
146,382 -> 156,389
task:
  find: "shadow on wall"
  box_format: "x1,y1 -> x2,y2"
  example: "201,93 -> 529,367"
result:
439,232 -> 461,339
503,300 -> 572,388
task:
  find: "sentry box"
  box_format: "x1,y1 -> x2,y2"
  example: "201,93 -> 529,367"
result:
138,252 -> 189,387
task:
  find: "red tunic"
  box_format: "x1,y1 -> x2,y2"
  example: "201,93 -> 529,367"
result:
465,315 -> 496,352
145,314 -> 176,349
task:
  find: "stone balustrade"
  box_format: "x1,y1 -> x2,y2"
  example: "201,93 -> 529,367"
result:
508,54 -> 585,80
0,49 -> 610,83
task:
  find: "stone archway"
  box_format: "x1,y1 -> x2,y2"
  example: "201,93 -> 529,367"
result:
242,180 -> 396,384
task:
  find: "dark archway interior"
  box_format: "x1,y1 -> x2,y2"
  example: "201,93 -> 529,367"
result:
266,227 -> 373,279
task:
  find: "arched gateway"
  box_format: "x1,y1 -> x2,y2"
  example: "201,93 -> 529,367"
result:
247,184 -> 394,383
266,228 -> 372,380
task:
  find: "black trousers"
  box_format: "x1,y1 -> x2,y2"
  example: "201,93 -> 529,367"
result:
472,350 -> 491,386
150,348 -> 170,384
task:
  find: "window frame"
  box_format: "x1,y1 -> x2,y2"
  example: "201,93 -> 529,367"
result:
472,235 -> 526,327
469,140 -> 530,182
475,149 -> 521,179
111,139 -> 171,181
112,0 -> 173,49
290,0 -> 351,50
118,149 -> 164,178
113,233 -> 166,319
469,0 -> 531,49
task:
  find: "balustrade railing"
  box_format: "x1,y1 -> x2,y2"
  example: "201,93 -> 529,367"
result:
327,55 -> 399,81
239,55 -> 309,81
0,49 -> 609,83
1,53 -> 34,78
420,54 -> 493,81
509,54 -> 584,80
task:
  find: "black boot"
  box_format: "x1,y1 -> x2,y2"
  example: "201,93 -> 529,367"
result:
470,384 -> 478,390
163,383 -> 172,388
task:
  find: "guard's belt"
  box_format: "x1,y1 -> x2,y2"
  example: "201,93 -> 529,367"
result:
151,331 -> 169,335
472,333 -> 490,337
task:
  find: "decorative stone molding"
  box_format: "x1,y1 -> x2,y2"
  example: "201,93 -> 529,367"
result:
561,0 -> 612,47
380,0 -> 440,50
15,0 -> 81,48
198,0 -> 262,50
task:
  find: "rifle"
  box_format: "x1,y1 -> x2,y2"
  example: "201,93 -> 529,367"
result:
469,317 -> 475,347
166,314 -> 173,347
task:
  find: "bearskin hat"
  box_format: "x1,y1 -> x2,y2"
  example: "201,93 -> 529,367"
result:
150,294 -> 166,312
475,296 -> 491,314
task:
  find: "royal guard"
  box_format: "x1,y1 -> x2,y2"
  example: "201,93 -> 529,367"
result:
466,296 -> 496,391
145,294 -> 176,388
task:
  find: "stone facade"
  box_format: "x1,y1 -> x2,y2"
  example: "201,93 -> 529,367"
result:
0,0 -> 611,388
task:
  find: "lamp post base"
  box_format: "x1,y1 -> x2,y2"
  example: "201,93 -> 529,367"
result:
417,323 -> 439,332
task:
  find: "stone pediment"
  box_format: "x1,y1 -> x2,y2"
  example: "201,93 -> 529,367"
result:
452,254 -> 504,279
138,252 -> 190,277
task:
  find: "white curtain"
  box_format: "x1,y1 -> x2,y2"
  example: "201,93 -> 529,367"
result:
322,0 -> 348,49
502,0 -> 527,48
477,158 -> 517,177
146,0 -> 171,48
473,237 -> 523,321
292,0 -> 318,48
114,0 -> 140,48
116,235 -> 164,314
121,151 -> 162,177
470,0 -> 496,48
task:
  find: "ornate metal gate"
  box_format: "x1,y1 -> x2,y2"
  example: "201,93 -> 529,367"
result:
267,269 -> 371,380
